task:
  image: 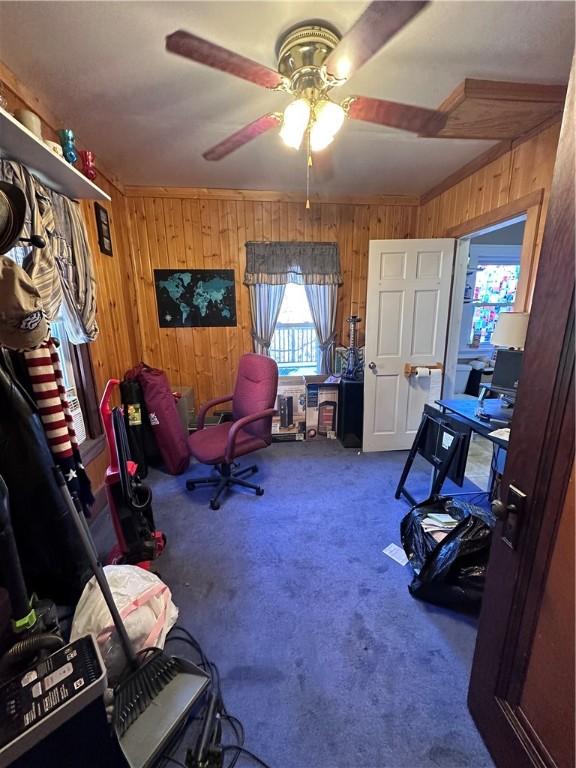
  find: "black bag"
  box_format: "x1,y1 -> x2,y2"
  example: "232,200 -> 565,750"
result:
119,378 -> 161,476
400,496 -> 496,613
0,362 -> 90,604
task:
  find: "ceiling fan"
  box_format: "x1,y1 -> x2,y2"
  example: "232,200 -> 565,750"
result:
165,0 -> 447,162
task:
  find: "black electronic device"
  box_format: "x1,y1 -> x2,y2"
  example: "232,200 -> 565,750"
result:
0,634 -> 120,768
318,400 -> 337,435
278,395 -> 294,428
337,379 -> 364,448
490,349 -> 523,397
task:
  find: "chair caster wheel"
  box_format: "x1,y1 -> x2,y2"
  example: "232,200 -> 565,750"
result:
251,466 -> 258,475
256,487 -> 264,496
210,499 -> 220,510
186,481 -> 196,491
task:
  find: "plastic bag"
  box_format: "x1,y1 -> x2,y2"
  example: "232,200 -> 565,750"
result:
70,564 -> 178,683
400,496 -> 495,613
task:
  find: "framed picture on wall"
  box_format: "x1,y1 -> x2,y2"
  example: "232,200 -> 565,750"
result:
154,269 -> 237,327
94,202 -> 113,256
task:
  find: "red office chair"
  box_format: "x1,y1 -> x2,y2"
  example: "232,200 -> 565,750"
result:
186,354 -> 278,509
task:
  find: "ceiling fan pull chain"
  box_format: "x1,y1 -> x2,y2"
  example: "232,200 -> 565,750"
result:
306,133 -> 312,210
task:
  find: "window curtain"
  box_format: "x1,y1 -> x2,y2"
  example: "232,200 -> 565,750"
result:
304,284 -> 338,374
244,241 -> 342,285
244,241 -> 342,359
248,283 -> 286,355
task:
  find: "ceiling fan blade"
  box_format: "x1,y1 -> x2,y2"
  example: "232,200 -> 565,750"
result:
166,30 -> 285,89
203,113 -> 281,161
346,95 -> 446,134
325,1 -> 429,80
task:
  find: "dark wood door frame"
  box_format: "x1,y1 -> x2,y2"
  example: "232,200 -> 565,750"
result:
446,189 -> 544,312
467,56 -> 575,767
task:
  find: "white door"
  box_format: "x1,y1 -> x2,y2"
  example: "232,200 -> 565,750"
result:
362,238 -> 455,452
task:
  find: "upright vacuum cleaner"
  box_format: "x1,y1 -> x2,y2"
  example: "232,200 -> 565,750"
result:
100,380 -> 166,567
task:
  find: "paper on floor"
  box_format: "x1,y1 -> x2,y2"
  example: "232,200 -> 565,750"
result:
382,543 -> 409,566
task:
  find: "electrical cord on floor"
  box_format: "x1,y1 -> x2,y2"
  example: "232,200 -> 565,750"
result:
220,745 -> 272,768
156,626 -> 271,768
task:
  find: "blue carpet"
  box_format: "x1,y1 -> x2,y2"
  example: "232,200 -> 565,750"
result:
97,441 -> 494,768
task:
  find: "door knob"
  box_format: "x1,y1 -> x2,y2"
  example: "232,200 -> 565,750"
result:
491,499 -> 517,520
368,362 -> 376,370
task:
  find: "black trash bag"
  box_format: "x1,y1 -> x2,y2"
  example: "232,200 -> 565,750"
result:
400,496 -> 496,613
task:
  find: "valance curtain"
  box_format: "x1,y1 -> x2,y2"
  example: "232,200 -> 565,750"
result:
244,241 -> 342,371
244,241 -> 343,285
0,160 -> 98,343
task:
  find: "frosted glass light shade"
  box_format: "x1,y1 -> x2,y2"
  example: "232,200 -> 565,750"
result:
491,312 -> 529,348
310,100 -> 345,152
280,98 -> 310,150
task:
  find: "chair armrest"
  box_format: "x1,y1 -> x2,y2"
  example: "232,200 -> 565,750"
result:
197,394 -> 234,430
225,408 -> 276,463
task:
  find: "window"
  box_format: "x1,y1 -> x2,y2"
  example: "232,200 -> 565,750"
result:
269,284 -> 320,375
51,319 -> 88,444
468,263 -> 520,346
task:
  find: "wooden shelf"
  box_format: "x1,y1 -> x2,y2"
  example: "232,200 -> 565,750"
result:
0,106 -> 110,201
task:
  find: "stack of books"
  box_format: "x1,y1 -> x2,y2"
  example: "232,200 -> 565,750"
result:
421,512 -> 460,543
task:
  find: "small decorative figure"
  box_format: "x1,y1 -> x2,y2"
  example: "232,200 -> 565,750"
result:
58,128 -> 77,164
79,150 -> 97,181
342,315 -> 364,381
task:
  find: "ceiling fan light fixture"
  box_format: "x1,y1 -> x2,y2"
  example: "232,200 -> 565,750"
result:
310,99 -> 346,152
280,98 -> 310,150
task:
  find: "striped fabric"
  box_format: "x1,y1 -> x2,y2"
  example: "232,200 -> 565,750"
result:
23,339 -> 94,509
0,160 -> 63,321
0,160 -> 98,341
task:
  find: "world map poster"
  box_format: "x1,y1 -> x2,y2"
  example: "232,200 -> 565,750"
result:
154,269 -> 237,328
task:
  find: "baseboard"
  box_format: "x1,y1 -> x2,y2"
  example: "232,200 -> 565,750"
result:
89,484 -> 107,520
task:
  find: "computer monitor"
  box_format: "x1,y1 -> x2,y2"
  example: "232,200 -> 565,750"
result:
491,349 -> 523,397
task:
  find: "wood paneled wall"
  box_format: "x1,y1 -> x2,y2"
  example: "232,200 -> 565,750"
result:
125,191 -> 416,404
416,122 -> 561,296
79,187 -> 139,395
2,57 -> 561,409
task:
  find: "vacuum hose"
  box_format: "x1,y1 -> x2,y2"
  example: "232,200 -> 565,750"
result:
0,634 -> 64,678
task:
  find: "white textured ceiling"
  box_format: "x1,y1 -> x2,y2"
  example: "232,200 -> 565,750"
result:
0,1 -> 573,196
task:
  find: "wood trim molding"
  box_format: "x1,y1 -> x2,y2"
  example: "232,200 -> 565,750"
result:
80,434 -> 106,467
420,117 -> 562,206
0,58 -> 125,194
514,204 -> 542,312
446,189 -> 544,238
123,185 -> 420,207
420,141 -> 512,205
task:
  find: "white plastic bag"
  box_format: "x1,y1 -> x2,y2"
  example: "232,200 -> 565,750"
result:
70,564 -> 178,684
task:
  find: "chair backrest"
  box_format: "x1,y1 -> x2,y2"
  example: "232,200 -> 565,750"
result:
232,354 -> 278,442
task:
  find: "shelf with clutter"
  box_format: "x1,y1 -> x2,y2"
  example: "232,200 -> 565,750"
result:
0,105 -> 110,201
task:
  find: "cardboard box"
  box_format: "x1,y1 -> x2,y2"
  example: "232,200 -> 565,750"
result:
272,376 -> 306,441
304,376 -> 339,440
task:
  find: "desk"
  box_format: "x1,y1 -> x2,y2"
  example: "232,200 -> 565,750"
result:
435,396 -> 511,449
436,396 -> 509,496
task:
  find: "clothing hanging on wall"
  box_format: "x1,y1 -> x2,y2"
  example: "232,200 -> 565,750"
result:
0,354 -> 91,604
0,160 -> 98,342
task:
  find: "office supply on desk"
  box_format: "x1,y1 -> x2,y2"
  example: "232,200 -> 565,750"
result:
488,428 -> 510,442
435,397 -> 510,498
